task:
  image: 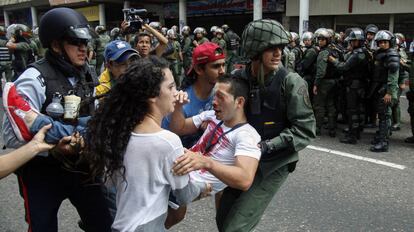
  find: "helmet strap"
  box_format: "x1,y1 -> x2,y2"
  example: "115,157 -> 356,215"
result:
258,62 -> 265,87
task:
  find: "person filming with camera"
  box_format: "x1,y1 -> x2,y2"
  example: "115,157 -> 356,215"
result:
121,8 -> 168,58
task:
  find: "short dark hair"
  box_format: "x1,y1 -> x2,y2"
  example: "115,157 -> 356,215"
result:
135,32 -> 152,46
217,74 -> 249,106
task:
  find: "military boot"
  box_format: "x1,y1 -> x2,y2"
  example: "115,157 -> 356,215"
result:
370,141 -> 389,152
391,124 -> 401,131
340,128 -> 358,144
405,136 -> 414,143
340,134 -> 357,144
328,116 -> 336,137
316,127 -> 321,136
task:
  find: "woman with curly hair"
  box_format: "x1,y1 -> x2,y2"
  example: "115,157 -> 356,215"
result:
84,56 -> 209,231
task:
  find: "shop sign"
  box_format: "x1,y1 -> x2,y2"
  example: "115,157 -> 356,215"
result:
75,5 -> 99,22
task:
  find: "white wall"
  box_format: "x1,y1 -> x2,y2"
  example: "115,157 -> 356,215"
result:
287,0 -> 414,16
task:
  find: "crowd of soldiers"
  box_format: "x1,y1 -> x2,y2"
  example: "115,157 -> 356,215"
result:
1,21 -> 413,153
284,24 -> 413,152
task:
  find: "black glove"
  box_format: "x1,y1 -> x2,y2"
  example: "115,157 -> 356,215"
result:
259,140 -> 270,155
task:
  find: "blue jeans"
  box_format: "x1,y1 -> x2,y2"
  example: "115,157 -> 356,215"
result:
29,116 -> 90,144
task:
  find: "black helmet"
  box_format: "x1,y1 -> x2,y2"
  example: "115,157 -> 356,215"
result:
347,28 -> 365,41
364,24 -> 378,35
374,30 -> 396,47
39,7 -> 93,48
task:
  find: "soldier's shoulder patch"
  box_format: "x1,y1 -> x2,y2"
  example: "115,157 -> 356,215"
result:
36,75 -> 45,87
297,84 -> 312,109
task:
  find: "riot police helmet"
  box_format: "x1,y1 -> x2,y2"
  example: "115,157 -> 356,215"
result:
394,33 -> 405,48
181,26 -> 190,35
149,22 -> 162,31
215,28 -> 224,35
0,26 -> 6,36
167,29 -> 177,39
110,27 -> 120,38
7,24 -> 32,40
161,27 -> 168,36
193,27 -> 204,35
222,24 -> 229,32
347,28 -> 365,41
290,32 -> 300,45
210,26 -> 218,33
95,25 -> 106,34
171,25 -> 178,33
241,19 -> 289,60
301,31 -> 314,42
39,7 -> 93,48
374,30 -> 395,47
365,24 -> 378,35
314,28 -> 331,43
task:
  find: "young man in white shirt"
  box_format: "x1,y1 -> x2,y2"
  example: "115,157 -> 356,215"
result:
165,74 -> 261,228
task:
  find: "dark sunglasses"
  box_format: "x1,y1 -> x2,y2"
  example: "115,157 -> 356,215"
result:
65,37 -> 89,47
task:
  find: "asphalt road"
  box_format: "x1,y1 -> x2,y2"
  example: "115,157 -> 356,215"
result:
0,98 -> 413,232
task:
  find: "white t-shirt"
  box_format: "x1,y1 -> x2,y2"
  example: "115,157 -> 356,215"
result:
112,130 -> 190,232
189,110 -> 261,193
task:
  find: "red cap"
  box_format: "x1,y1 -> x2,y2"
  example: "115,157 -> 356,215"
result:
187,42 -> 226,76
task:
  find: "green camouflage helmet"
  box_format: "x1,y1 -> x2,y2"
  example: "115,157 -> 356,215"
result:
241,19 -> 289,59
0,26 -> 5,36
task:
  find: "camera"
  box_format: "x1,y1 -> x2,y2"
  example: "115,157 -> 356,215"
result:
122,8 -> 148,34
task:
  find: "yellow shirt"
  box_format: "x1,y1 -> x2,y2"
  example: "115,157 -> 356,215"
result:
96,68 -> 112,96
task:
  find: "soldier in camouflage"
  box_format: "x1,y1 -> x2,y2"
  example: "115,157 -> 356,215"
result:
298,31 -> 318,101
329,28 -> 370,144
368,30 -> 399,152
180,26 -> 193,74
216,19 -> 315,232
94,25 -> 111,75
390,33 -> 409,131
313,28 -> 339,137
6,24 -> 37,80
405,53 -> 414,143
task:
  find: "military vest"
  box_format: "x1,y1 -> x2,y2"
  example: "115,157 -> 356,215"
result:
29,59 -> 97,117
324,45 -> 342,79
372,50 -> 389,83
344,47 -> 369,82
234,67 -> 290,160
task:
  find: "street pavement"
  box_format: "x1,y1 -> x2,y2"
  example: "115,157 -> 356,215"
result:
0,98 -> 413,232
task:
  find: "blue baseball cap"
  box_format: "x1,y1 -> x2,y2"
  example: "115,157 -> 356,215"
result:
104,40 -> 139,63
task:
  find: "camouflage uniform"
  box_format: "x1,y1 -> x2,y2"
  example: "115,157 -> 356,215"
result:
405,52 -> 414,143
313,34 -> 339,137
368,30 -> 399,152
95,33 -> 111,75
216,19 -> 315,232
390,46 -> 409,130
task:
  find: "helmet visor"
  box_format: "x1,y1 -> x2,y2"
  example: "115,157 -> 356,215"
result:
65,26 -> 94,40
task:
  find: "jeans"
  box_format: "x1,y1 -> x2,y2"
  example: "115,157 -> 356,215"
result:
30,116 -> 90,144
